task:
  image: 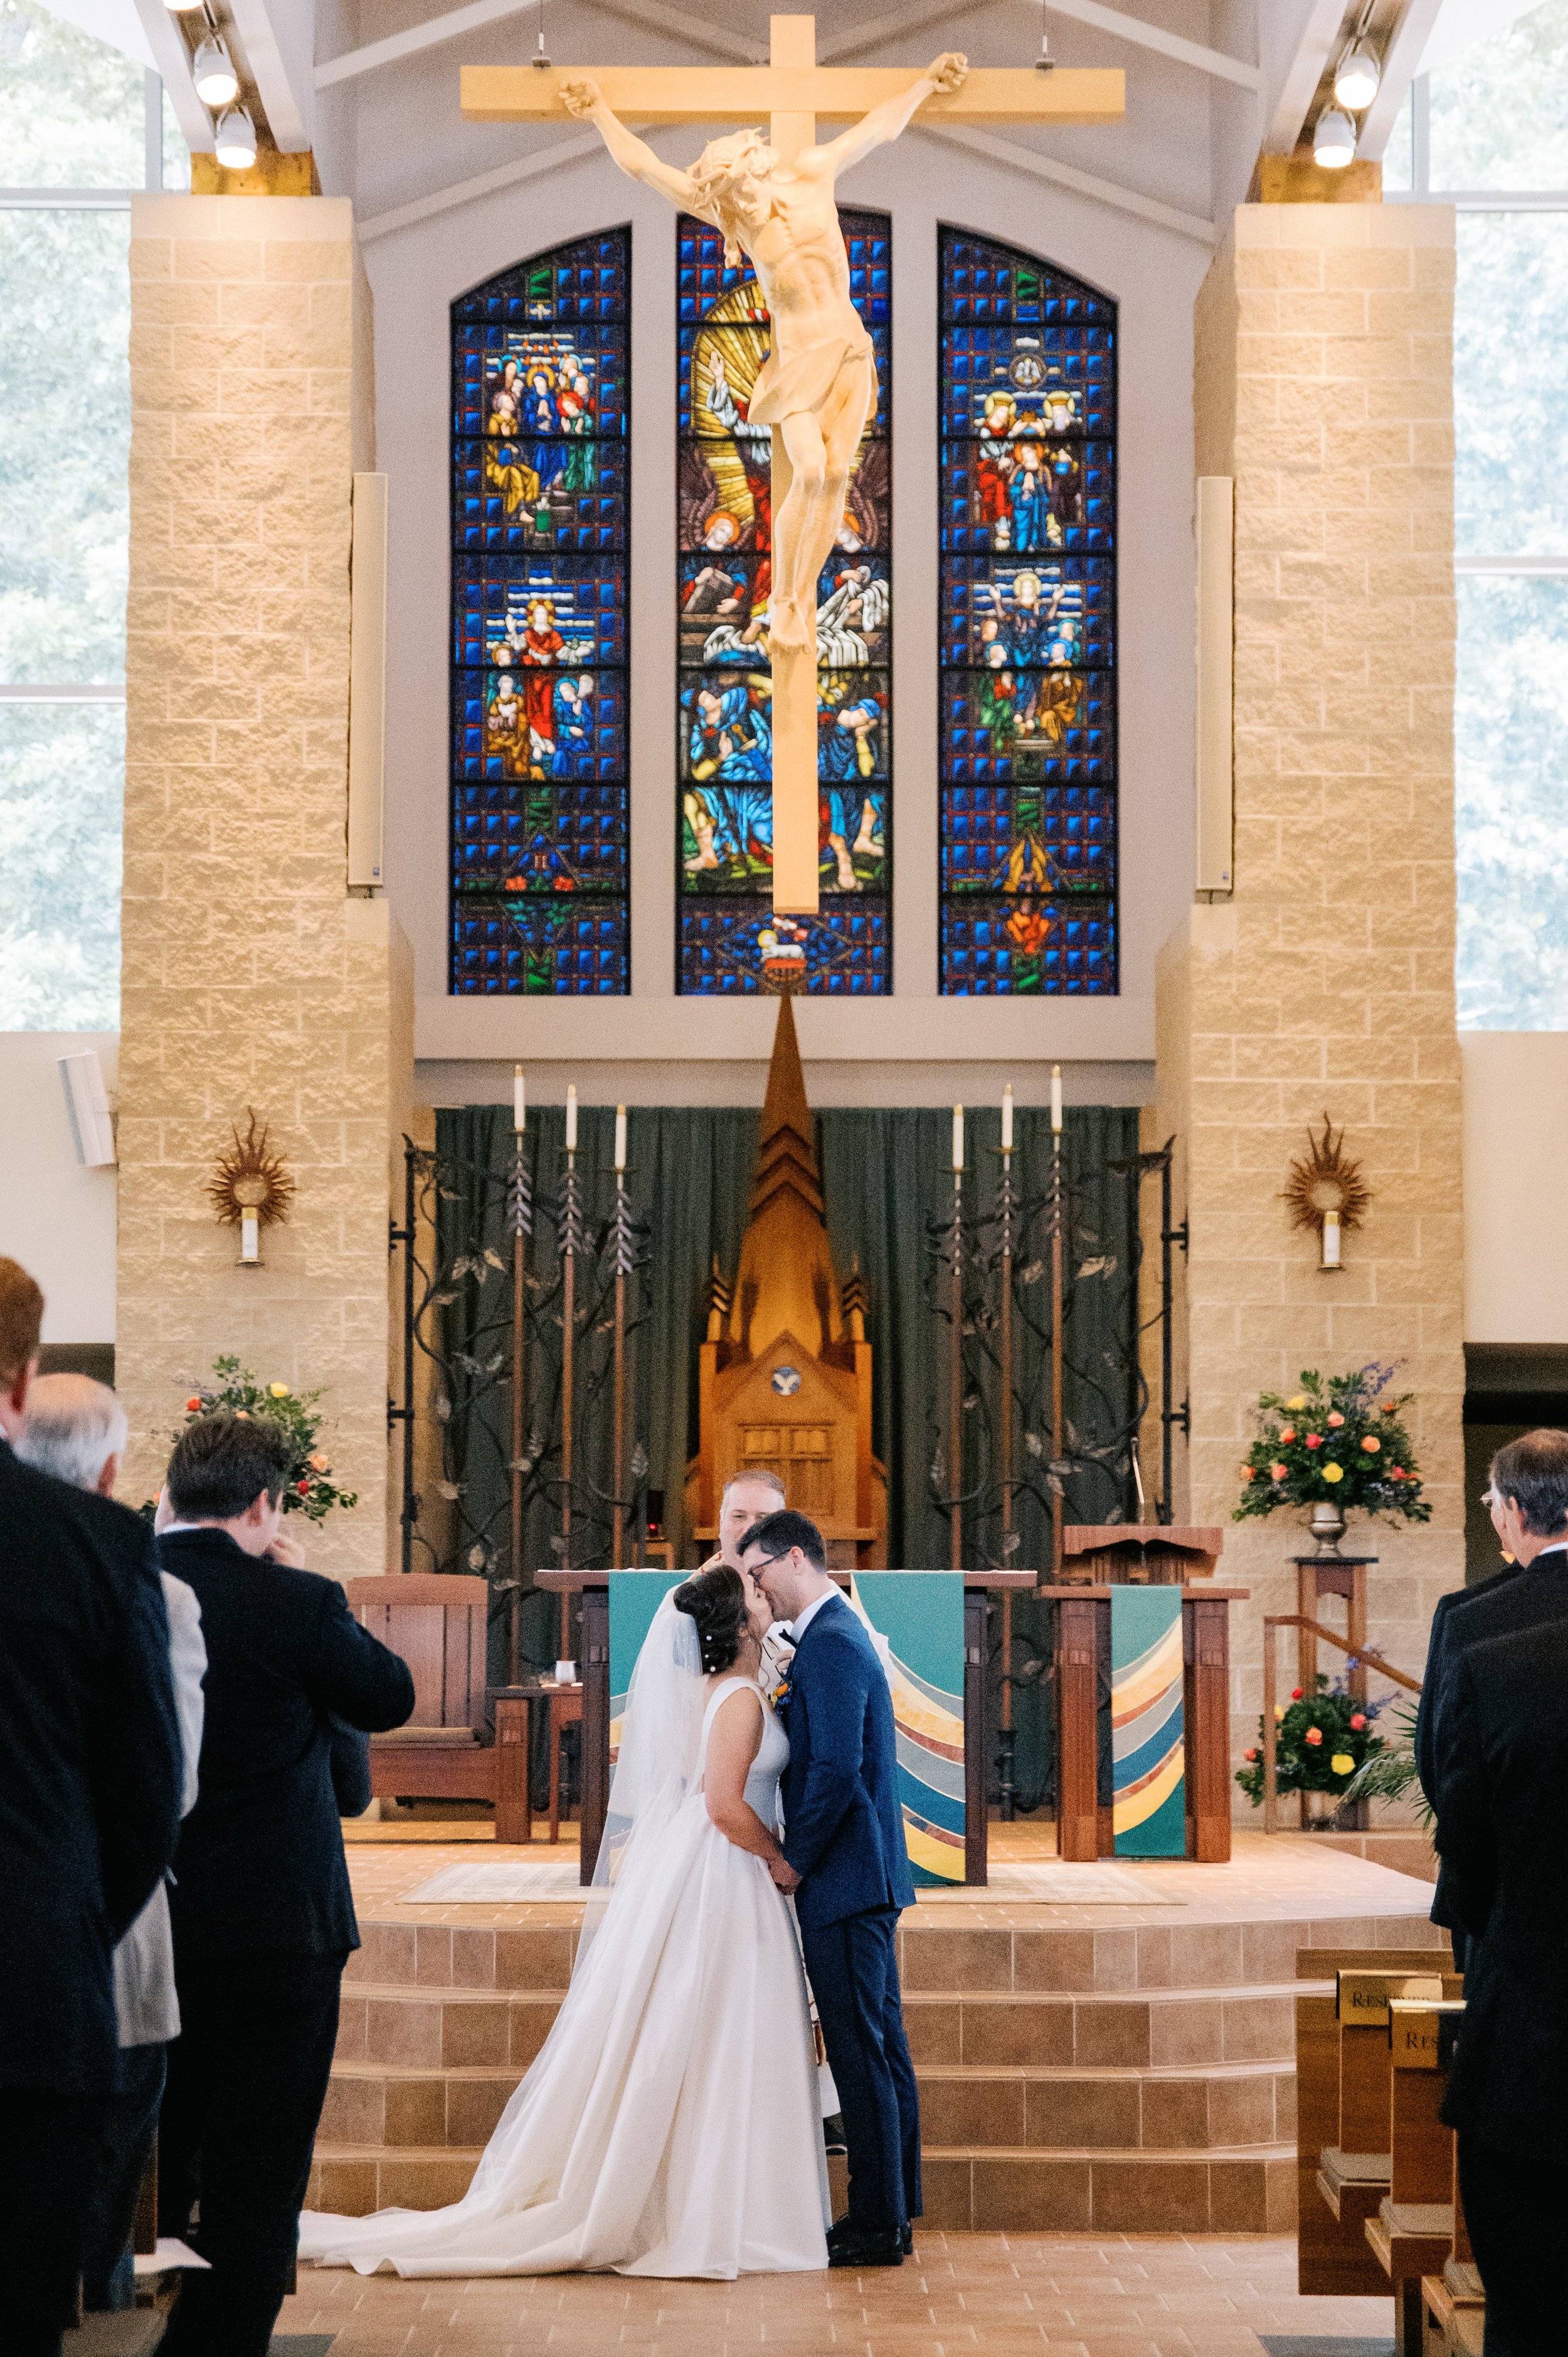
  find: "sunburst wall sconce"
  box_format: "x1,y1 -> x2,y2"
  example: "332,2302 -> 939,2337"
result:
1283,1115 -> 1370,1273
207,1112 -> 296,1266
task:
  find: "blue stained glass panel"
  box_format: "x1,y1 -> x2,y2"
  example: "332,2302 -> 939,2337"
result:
450,232 -> 630,992
939,228 -> 1116,994
677,209 -> 892,992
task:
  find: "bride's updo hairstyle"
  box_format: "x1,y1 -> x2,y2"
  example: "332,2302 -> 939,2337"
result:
671,1564 -> 749,1674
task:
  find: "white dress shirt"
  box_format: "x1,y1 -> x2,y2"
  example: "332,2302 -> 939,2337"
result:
113,1570 -> 206,2047
787,1587 -> 839,1646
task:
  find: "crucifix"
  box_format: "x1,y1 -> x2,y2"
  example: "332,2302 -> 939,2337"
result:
464,19 -> 1123,915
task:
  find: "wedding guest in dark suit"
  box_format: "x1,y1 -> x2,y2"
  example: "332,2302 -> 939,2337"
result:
154,1413 -> 415,2357
14,1373 -> 208,2315
1419,1429 -> 1568,1970
0,1259 -> 182,2357
744,1510 -> 919,2270
1435,1611 -> 1568,2354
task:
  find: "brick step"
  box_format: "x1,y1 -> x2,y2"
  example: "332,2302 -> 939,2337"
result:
305,2138 -> 1296,2235
916,2060 -> 1293,2151
904,1981 -> 1300,2068
346,1909 -> 1444,1997
921,2142 -> 1297,2235
322,2053 -> 1293,2155
335,1983 -> 561,2073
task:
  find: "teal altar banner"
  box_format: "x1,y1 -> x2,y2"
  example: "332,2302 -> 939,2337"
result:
1110,1588 -> 1185,1856
608,1570 -> 682,1762
851,1572 -> 966,1887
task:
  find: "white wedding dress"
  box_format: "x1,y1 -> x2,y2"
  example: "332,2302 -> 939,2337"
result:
299,1602 -> 830,2280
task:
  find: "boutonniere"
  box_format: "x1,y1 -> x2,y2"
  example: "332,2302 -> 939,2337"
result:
771,1677 -> 792,1710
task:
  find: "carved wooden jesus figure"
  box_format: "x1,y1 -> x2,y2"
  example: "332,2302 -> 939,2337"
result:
563,55 -> 967,655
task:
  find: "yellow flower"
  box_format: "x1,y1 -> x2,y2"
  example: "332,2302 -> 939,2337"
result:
1322,1462 -> 1344,1484
1274,1704 -> 1285,1720
269,1382 -> 290,1398
1330,1753 -> 1354,1776
1286,1394 -> 1307,1411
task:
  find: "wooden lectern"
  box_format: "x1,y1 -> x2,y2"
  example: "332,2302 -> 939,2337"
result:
1061,1525 -> 1224,1584
1037,1585 -> 1249,1863
538,1567 -> 1033,1885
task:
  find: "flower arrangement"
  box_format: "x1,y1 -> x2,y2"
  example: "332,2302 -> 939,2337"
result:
1340,1698 -> 1431,1828
177,1357 -> 359,1523
1233,1365 -> 1431,1526
1235,1672 -> 1386,1806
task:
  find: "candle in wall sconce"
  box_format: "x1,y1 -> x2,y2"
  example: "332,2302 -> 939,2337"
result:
1320,1210 -> 1342,1271
565,1084 -> 578,1153
1001,1084 -> 1013,1153
951,1103 -> 964,1173
1050,1064 -> 1062,1135
614,1104 -> 627,1172
240,1212 -> 260,1264
513,1064 -> 526,1133
1283,1115 -> 1368,1278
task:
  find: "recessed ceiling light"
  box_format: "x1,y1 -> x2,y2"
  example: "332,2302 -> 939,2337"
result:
214,104 -> 257,167
1334,40 -> 1381,112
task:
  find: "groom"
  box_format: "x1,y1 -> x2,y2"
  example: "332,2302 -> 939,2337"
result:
743,1510 -> 918,2270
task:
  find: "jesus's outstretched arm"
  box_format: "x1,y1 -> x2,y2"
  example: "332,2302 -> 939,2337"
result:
805,51 -> 967,180
561,78 -> 697,209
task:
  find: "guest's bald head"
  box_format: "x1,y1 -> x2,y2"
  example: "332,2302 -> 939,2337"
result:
16,1372 -> 129,1496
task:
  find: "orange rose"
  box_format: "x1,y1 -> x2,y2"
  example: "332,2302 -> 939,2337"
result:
1361,1435 -> 1380,1453
1327,1411 -> 1344,1427
1279,1426 -> 1295,1444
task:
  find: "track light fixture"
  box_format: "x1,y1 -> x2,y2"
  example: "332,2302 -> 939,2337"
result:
214,103 -> 256,167
531,0 -> 550,70
191,33 -> 238,106
1333,38 -> 1381,111
162,0 -> 203,13
1313,107 -> 1357,169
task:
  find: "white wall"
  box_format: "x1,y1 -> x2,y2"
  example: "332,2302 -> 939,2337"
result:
326,0 -> 1218,1104
1461,1033 -> 1568,1343
0,1033 -> 118,1342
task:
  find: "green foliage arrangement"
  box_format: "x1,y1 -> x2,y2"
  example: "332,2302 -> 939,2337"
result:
1236,1673 -> 1387,1806
178,1357 -> 359,1524
1340,1698 -> 1431,1828
1233,1365 -> 1431,1525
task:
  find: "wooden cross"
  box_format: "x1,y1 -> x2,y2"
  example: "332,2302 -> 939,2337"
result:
463,18 -> 1124,917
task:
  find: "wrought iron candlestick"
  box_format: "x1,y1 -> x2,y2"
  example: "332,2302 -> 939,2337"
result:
610,1106 -> 633,1567
506,1081 -> 533,1685
558,1094 -> 583,1655
1049,1068 -> 1065,1577
995,1095 -> 1019,1819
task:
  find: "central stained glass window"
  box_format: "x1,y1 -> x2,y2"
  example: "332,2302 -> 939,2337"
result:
677,209 -> 891,994
450,231 -> 630,993
938,227 -> 1117,993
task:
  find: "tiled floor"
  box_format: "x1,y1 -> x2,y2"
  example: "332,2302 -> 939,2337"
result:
276,2232 -> 1394,2354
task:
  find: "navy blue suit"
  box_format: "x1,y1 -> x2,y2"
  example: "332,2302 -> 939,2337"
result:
778,1592 -> 919,2233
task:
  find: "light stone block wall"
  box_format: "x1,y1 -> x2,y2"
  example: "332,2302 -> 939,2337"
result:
119,195 -> 400,1577
1159,203 -> 1464,1784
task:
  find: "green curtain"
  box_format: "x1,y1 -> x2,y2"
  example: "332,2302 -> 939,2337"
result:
432,1102 -> 1142,1809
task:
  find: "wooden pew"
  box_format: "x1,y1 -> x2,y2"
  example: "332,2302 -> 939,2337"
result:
1366,1998 -> 1465,2356
1295,1951 -> 1453,2299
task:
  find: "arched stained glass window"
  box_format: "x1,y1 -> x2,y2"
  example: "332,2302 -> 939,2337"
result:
450,231 -> 630,993
676,209 -> 891,994
938,228 -> 1117,994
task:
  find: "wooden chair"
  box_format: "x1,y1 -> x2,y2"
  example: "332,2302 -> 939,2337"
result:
1367,1998 -> 1465,2356
344,1575 -> 494,1802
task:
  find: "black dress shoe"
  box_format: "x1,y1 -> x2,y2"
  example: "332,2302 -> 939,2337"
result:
902,2222 -> 914,2254
827,2224 -> 904,2269
822,2112 -> 849,2155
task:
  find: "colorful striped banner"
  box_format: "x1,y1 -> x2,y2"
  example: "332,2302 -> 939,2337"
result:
1110,1588 -> 1185,1858
851,1572 -> 966,1885
607,1570 -> 682,1762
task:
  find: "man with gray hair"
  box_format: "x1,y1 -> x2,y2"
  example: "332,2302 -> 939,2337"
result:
704,1466 -> 788,1574
16,1374 -> 207,2312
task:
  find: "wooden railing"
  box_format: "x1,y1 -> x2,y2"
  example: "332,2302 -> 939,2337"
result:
1261,1613 -> 1422,1835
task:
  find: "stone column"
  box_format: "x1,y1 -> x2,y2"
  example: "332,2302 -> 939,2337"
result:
119,195 -> 404,1577
1159,201 -> 1463,1764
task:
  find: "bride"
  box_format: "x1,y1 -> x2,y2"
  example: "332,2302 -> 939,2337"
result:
297,1565 -> 829,2279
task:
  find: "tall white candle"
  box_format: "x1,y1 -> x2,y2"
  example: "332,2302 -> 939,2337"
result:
1050,1064 -> 1062,1135
1002,1084 -> 1014,1153
565,1084 -> 578,1153
513,1064 -> 526,1133
614,1104 -> 627,1172
1322,1210 -> 1342,1269
952,1103 -> 964,1172
240,1212 -> 260,1264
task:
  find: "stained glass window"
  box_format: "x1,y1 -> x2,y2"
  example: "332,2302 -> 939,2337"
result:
938,228 -> 1117,994
450,232 -> 630,994
676,209 -> 891,995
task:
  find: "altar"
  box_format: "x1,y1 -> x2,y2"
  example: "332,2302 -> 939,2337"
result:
536,1566 -> 1036,1885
